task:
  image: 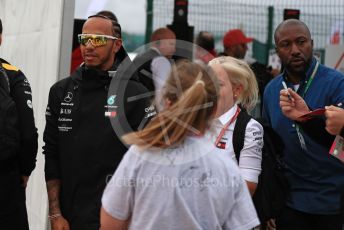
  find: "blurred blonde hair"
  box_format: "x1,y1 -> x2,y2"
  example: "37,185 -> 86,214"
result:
123,61 -> 218,148
208,56 -> 258,111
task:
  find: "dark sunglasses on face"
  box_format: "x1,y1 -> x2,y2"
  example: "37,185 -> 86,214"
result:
78,34 -> 119,47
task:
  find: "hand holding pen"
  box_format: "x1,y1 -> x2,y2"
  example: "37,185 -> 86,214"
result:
279,81 -> 310,121
282,81 -> 293,101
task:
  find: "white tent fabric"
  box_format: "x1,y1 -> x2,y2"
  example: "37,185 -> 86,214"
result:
0,0 -> 74,229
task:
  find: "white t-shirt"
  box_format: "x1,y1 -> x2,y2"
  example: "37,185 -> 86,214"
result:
102,135 -> 259,230
208,104 -> 264,183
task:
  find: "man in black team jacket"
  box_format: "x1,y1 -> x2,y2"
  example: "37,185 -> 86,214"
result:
43,15 -> 153,230
0,19 -> 38,230
133,28 -> 176,111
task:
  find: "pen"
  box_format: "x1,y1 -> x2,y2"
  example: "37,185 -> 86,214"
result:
282,81 -> 292,101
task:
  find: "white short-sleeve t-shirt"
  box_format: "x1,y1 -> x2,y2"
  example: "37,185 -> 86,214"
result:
102,135 -> 259,230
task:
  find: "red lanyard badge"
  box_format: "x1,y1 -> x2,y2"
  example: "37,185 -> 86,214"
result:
215,106 -> 241,149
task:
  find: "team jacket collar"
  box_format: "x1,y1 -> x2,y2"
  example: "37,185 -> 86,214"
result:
218,104 -> 239,126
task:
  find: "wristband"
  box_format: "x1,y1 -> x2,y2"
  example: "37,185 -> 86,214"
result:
48,213 -> 62,220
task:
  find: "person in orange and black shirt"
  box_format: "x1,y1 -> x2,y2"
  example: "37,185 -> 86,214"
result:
0,18 -> 38,230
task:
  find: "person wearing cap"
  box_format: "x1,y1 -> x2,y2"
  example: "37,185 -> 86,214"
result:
43,15 -> 153,230
220,29 -> 253,59
133,27 -> 176,111
220,29 -> 276,117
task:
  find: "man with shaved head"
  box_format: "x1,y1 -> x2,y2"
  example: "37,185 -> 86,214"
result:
263,19 -> 344,230
273,19 -> 313,81
194,31 -> 217,65
133,27 -> 176,110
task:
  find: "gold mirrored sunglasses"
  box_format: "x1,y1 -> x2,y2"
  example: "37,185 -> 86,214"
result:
77,34 -> 119,47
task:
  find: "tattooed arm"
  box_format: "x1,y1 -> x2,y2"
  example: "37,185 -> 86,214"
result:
47,179 -> 70,230
43,85 -> 70,230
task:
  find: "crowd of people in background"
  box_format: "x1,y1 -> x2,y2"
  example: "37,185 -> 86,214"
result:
1,9 -> 344,230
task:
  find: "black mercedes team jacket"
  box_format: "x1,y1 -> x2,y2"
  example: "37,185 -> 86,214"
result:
43,63 -> 153,229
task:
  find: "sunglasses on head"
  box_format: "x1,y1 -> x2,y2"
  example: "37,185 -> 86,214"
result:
77,34 -> 119,47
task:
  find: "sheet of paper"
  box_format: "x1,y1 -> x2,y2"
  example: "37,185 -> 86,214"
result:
298,108 -> 326,120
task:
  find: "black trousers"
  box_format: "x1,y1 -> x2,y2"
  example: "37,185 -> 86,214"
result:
0,170 -> 29,230
0,202 -> 29,230
276,207 -> 343,230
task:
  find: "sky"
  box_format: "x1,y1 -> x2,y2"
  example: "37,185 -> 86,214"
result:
74,0 -> 344,34
74,0 -> 344,51
74,0 -> 147,34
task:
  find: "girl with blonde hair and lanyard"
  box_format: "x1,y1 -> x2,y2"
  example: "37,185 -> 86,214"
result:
100,61 -> 259,230
208,56 -> 263,195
